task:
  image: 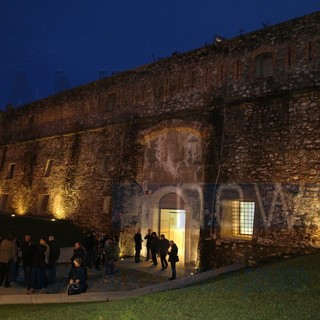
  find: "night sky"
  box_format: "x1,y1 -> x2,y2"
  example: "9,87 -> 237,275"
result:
1,0 -> 320,110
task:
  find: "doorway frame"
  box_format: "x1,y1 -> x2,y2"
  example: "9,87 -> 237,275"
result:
141,186 -> 193,264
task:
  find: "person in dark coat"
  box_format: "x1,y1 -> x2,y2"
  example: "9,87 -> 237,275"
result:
168,240 -> 179,280
0,233 -> 17,288
30,243 -> 46,293
83,231 -> 95,268
93,234 -> 103,271
20,235 -> 32,284
144,229 -> 152,261
71,242 -> 85,264
47,235 -> 60,285
150,232 -> 159,266
134,229 -> 143,263
67,258 -> 87,295
103,238 -> 115,277
159,234 -> 170,270
20,237 -> 36,293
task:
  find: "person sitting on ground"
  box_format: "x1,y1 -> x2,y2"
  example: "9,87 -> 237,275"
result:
67,258 -> 87,295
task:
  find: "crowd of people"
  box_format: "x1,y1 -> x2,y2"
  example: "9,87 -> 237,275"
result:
0,228 -> 179,296
0,233 -> 60,294
134,228 -> 179,280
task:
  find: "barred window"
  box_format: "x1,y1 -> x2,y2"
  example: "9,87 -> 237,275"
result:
231,201 -> 255,237
221,200 -> 255,240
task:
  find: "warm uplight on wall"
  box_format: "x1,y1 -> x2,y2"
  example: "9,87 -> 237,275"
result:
53,194 -> 67,219
15,198 -> 28,215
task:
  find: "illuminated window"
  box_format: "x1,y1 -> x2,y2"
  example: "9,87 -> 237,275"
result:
221,200 -> 255,240
231,201 -> 255,237
44,160 -> 53,177
6,163 -> 15,179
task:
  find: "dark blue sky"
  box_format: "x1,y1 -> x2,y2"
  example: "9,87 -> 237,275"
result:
1,0 -> 320,110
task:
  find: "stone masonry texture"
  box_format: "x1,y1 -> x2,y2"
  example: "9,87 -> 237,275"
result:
0,12 -> 319,268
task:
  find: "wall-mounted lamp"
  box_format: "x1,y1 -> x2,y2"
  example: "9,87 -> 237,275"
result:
214,35 -> 225,44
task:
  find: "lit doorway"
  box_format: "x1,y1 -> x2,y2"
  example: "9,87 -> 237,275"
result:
160,209 -> 185,264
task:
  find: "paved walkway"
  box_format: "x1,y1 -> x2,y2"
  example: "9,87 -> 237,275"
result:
0,259 -> 246,305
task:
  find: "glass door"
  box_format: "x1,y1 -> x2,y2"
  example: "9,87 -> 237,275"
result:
160,209 -> 185,263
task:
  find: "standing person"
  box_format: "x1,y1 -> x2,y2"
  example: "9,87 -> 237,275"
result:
168,240 -> 179,280
159,234 -> 170,270
48,235 -> 60,285
30,242 -> 46,293
134,229 -> 143,263
144,229 -> 152,261
21,238 -> 36,294
101,233 -> 109,264
39,237 -> 50,289
93,234 -> 103,271
0,233 -> 17,288
103,238 -> 115,278
12,235 -> 20,282
150,232 -> 159,266
113,236 -> 120,274
71,242 -> 85,264
83,231 -> 95,268
20,235 -> 32,284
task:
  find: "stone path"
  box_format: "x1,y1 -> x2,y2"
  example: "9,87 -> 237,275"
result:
0,258 -> 246,305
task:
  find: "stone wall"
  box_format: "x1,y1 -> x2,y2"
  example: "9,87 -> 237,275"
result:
0,12 -> 319,267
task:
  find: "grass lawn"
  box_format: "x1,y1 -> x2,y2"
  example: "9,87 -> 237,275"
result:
0,213 -> 84,247
1,252 -> 320,320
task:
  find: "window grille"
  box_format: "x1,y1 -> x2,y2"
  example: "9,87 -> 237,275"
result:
231,201 -> 255,237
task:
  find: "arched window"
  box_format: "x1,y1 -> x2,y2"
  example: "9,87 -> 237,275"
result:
254,53 -> 273,78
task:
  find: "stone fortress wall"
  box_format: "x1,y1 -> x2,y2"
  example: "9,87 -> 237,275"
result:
0,12 -> 319,267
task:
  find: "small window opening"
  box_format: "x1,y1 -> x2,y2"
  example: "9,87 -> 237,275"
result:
44,160 -> 53,177
6,163 -> 15,179
254,53 -> 273,78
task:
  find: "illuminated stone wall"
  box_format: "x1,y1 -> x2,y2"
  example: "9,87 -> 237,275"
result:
0,12 -> 319,267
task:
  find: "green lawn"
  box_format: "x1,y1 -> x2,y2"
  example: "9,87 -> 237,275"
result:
1,252 -> 320,320
0,213 -> 84,247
